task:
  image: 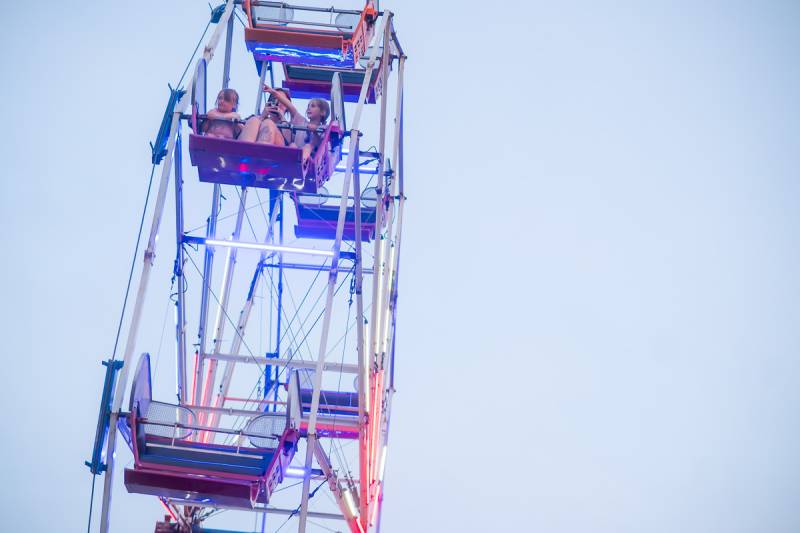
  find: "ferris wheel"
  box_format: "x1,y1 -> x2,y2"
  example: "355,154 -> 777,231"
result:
86,2 -> 406,531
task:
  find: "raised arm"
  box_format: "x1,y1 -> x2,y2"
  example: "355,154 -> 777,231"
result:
263,85 -> 301,120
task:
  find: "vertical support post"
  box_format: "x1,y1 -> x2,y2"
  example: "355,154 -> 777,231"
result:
278,191 -> 284,357
363,17 -> 394,526
256,61 -> 269,114
97,3 -> 236,530
389,82 -> 404,395
297,16 -> 392,528
195,182 -> 220,407
351,134 -> 371,525
174,130 -> 188,404
222,12 -> 234,90
373,25 -> 396,369
380,51 -> 404,379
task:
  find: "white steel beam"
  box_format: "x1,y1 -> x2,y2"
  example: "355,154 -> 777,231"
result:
174,132 -> 189,404
202,352 -> 359,373
194,182 -> 220,406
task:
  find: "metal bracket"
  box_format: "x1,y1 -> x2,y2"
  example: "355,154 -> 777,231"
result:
210,3 -> 227,23
86,359 -> 125,475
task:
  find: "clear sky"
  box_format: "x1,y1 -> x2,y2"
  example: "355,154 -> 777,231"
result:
1,1 -> 799,532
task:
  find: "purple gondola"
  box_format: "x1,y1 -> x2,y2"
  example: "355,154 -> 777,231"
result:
122,355 -> 299,508
188,122 -> 341,193
293,191 -> 378,242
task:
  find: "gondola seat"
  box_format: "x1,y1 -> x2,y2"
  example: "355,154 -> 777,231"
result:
188,122 -> 340,193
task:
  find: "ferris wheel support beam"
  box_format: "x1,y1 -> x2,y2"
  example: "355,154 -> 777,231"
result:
174,131 -> 189,404
197,57 -> 279,431
384,55 -> 405,390
298,14 -> 392,533
361,19 -> 395,528
194,0 -> 239,411
380,52 -> 404,378
377,58 -> 405,533
199,187 -> 248,441
194,182 -> 220,407
194,181 -> 222,408
353,133 -> 372,528
98,110 -> 182,533
166,498 -> 346,521
297,161 -> 353,533
272,190 -> 285,404
256,60 -> 269,116
193,0 -> 236,415
98,4 -> 236,530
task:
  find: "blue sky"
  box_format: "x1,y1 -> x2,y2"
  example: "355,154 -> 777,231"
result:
1,1 -> 799,532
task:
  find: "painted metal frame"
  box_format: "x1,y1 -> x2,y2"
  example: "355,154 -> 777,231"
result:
96,3 -> 406,532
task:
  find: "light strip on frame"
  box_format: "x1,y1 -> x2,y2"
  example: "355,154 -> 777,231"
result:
205,238 -> 334,258
285,466 -> 305,477
342,489 -> 358,519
